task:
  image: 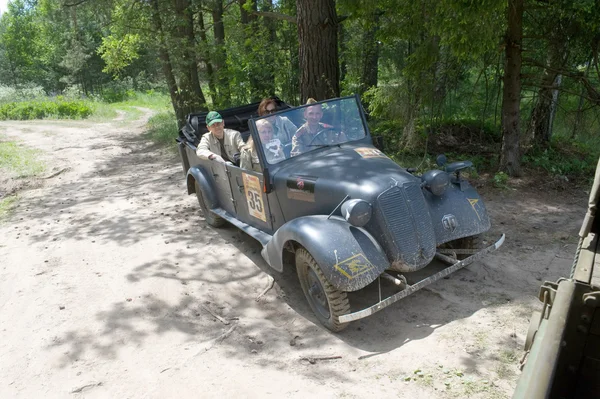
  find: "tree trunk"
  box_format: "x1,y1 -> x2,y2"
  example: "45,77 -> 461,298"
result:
572,58 -> 593,138
296,0 -> 339,102
173,0 -> 206,113
197,8 -> 217,105
338,21 -> 347,84
262,0 -> 276,96
150,0 -> 185,127
526,44 -> 567,148
499,0 -> 523,177
359,12 -> 380,98
211,0 -> 230,107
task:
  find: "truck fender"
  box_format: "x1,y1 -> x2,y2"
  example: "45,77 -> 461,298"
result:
186,166 -> 218,209
262,215 -> 390,292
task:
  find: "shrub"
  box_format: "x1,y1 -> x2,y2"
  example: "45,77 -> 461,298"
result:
0,99 -> 93,120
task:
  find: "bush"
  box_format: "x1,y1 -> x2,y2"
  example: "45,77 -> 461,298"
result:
0,99 -> 93,120
145,111 -> 178,147
0,84 -> 47,103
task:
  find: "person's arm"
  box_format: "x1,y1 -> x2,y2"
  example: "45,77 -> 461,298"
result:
196,133 -> 214,160
291,126 -> 309,157
233,130 -> 244,152
282,118 -> 298,142
196,133 -> 225,162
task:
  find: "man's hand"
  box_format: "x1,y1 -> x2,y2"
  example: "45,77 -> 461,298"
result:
209,154 -> 226,163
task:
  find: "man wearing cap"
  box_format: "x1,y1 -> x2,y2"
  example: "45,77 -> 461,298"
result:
196,111 -> 244,164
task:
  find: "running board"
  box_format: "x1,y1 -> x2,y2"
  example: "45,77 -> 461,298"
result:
338,234 -> 506,323
211,208 -> 272,246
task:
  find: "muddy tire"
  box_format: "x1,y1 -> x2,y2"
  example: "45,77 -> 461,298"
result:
195,181 -> 225,227
296,248 -> 350,332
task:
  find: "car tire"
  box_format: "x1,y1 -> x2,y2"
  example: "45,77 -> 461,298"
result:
295,248 -> 350,332
195,181 -> 225,227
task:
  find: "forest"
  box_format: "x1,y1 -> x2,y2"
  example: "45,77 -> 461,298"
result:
1,0 -> 600,180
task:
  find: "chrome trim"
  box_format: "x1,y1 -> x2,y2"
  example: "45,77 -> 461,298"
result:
338,234 -> 506,323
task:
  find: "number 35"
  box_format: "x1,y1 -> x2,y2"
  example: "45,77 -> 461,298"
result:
247,191 -> 263,212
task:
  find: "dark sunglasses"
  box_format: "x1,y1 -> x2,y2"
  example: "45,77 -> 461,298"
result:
265,107 -> 277,114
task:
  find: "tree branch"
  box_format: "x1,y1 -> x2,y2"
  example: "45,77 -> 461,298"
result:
63,0 -> 89,7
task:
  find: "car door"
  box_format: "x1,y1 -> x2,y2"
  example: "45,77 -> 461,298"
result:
227,165 -> 273,232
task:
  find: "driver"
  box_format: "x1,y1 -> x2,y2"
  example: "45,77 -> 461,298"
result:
290,98 -> 346,157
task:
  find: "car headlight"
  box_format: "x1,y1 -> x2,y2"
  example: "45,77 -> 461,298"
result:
341,199 -> 372,227
421,169 -> 450,196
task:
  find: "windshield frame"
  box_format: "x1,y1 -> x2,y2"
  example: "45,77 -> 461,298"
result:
248,94 -> 371,168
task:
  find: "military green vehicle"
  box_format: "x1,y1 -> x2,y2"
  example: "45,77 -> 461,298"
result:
514,159 -> 600,398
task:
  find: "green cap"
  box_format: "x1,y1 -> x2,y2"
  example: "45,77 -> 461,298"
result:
206,111 -> 223,127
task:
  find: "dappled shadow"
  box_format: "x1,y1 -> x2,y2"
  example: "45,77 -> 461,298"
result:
3,114 -> 588,390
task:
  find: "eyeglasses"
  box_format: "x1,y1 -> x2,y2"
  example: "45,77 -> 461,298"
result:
265,107 -> 277,114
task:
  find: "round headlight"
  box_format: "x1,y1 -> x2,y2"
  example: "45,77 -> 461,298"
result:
341,199 -> 372,227
422,169 -> 450,196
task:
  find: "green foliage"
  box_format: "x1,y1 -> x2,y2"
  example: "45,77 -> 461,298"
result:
0,139 -> 45,177
493,171 -> 509,188
523,142 -> 599,181
98,34 -> 142,77
0,99 -> 93,120
144,111 -> 178,148
0,195 -> 18,220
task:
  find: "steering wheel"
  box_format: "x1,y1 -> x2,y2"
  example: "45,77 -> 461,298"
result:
307,128 -> 338,147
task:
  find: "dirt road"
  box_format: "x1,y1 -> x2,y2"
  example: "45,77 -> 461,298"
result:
0,112 -> 587,398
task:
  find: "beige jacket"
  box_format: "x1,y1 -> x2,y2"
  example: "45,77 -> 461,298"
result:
240,147 -> 261,172
196,128 -> 244,161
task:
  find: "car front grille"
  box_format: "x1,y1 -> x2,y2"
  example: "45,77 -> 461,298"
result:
374,182 -> 436,271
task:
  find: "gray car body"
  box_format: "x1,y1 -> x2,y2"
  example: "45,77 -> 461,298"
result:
177,95 -> 491,293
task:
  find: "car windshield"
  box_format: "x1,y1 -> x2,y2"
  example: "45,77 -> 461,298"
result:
252,97 -> 367,165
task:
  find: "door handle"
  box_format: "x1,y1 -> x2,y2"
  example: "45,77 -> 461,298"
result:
235,176 -> 244,193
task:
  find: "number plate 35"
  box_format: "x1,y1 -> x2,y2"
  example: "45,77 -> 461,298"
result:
242,172 -> 267,222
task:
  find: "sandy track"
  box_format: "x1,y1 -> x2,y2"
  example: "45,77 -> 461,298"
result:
0,112 -> 587,398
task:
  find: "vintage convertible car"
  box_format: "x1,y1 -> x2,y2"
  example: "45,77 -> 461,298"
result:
176,95 -> 504,331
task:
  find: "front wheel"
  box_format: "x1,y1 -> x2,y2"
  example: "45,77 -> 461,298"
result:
296,248 -> 350,332
195,181 -> 225,227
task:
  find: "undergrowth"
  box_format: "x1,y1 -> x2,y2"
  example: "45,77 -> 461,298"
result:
144,111 -> 178,148
0,98 -> 93,120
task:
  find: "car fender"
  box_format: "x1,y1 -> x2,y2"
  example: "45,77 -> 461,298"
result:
425,181 -> 491,244
186,165 -> 218,209
262,215 -> 390,292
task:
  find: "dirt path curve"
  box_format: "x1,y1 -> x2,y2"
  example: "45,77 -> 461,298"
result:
0,112 -> 588,398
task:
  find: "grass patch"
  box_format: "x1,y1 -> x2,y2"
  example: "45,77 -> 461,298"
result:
0,98 -> 93,120
0,195 -> 17,219
89,91 -> 171,122
0,140 -> 45,177
145,111 -> 178,148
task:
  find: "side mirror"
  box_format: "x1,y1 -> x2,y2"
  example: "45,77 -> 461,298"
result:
436,154 -> 447,167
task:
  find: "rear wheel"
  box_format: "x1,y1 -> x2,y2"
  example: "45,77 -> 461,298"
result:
194,181 -> 225,227
296,248 -> 350,332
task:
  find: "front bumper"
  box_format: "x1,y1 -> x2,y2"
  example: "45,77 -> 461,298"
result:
338,234 -> 506,323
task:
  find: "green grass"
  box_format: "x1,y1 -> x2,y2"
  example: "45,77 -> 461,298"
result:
144,111 -> 178,148
0,195 -> 17,219
89,91 -> 171,122
0,140 -> 45,177
0,98 -> 93,120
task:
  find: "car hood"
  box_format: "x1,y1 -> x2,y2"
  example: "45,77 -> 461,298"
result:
273,143 -> 418,202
